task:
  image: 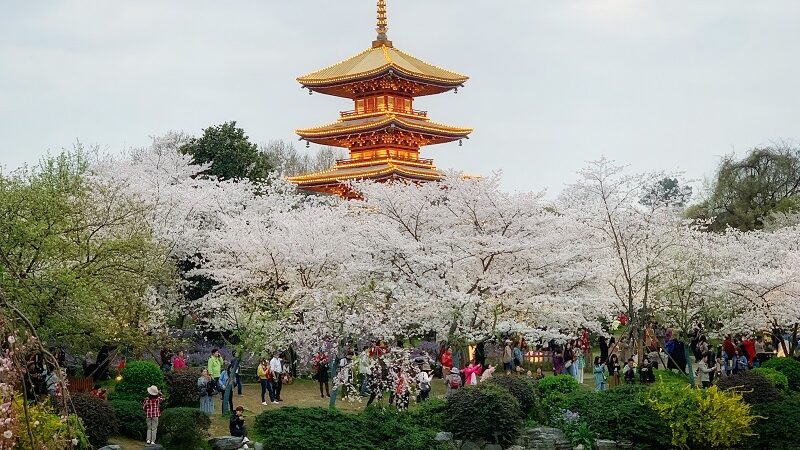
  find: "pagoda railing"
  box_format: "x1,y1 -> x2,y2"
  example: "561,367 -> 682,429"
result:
336,156 -> 434,167
340,108 -> 428,119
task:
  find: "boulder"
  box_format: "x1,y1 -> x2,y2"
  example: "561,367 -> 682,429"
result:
435,431 -> 454,442
98,446 -> 121,450
253,442 -> 264,450
144,445 -> 164,450
208,436 -> 244,450
595,439 -> 618,450
459,440 -> 482,450
525,427 -> 571,450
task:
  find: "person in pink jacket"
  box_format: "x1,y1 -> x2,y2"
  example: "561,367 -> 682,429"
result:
462,360 -> 483,385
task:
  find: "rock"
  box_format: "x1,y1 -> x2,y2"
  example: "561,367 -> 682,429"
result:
435,432 -> 454,441
595,439 -> 618,450
525,427 -> 570,450
253,442 -> 264,450
98,446 -> 121,450
483,444 -> 503,450
506,446 -> 525,450
617,441 -> 633,449
459,440 -> 482,450
208,436 -> 244,450
144,445 -> 164,450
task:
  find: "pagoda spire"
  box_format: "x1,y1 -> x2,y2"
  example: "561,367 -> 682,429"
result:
373,0 -> 392,48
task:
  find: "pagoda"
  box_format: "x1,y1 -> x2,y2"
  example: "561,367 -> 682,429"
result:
288,0 -> 472,196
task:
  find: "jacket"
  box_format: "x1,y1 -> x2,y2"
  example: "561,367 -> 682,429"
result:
208,356 -> 223,378
696,360 -> 714,382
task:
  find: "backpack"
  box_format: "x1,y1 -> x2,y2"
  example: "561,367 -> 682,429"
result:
448,375 -> 461,389
203,379 -> 216,397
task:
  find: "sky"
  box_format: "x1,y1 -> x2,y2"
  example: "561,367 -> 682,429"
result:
1,0 -> 799,193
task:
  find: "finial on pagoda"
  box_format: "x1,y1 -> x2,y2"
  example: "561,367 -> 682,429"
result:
372,0 -> 392,48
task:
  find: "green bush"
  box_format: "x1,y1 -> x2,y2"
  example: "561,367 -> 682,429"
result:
447,383 -> 522,446
14,399 -> 90,449
68,392 -> 119,447
157,407 -> 212,450
762,357 -> 800,391
109,400 -> 146,440
110,360 -> 167,402
537,375 -> 579,398
165,367 -> 202,407
252,406 -> 446,450
653,369 -> 691,385
754,367 -> 790,391
716,370 -> 782,404
645,383 -> 755,448
407,398 -> 448,431
565,385 -> 670,449
748,394 -> 800,450
486,374 -> 538,415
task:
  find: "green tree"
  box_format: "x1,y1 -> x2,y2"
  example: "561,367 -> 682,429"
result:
0,151 -> 171,354
687,143 -> 800,231
180,121 -> 273,182
641,177 -> 692,207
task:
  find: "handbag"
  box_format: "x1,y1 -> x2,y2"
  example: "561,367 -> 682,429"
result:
564,360 -> 573,369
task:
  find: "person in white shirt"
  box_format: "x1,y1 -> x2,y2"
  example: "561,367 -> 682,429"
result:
358,346 -> 373,396
415,369 -> 432,402
269,353 -> 283,403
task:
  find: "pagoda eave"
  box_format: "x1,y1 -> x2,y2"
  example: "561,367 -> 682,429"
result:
288,159 -> 443,187
296,115 -> 472,146
299,70 -> 465,98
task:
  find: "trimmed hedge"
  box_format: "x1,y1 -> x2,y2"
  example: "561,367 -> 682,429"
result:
762,357 -> 800,391
165,367 -> 202,407
716,370 -> 782,404
565,384 -> 670,450
748,394 -> 800,450
110,360 -> 167,402
157,407 -> 212,450
447,383 -> 522,446
68,392 -> 119,447
252,406 -> 446,450
486,374 -> 538,415
537,375 -> 579,397
407,397 -> 448,431
754,367 -> 790,391
109,399 -> 146,440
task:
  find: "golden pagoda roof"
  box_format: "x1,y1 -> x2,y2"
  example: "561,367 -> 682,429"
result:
297,45 -> 468,89
288,158 -> 442,187
297,113 -> 472,146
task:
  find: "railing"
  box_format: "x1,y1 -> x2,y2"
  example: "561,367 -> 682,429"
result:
340,107 -> 428,119
336,156 -> 434,167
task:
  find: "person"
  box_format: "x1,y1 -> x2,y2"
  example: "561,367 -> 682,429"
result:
575,350 -> 586,384
257,359 -> 275,405
599,336 -> 609,363
607,354 -> 621,387
639,356 -> 654,384
732,350 -> 748,374
229,406 -> 247,438
533,367 -> 545,381
270,352 -> 283,402
142,385 -> 164,445
312,349 -> 330,398
722,335 -> 736,375
198,369 -> 215,414
563,343 -> 575,379
463,360 -> 482,386
220,364 -> 234,415
358,346 -> 373,395
696,354 -> 714,388
593,357 -> 607,391
90,383 -> 107,400
159,348 -> 173,373
479,364 -> 496,382
513,342 -> 524,371
208,349 -> 224,384
171,351 -> 187,371
415,366 -> 432,402
231,353 -> 243,396
445,367 -> 462,397
623,358 -> 636,384
618,336 -> 631,363
440,347 -> 453,376
501,341 -> 514,373
394,368 -> 411,411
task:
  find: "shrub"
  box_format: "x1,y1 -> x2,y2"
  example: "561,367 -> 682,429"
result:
13,398 -> 90,449
157,407 -> 212,450
360,406 -> 448,450
754,367 -> 790,391
407,398 -> 448,431
565,385 -> 671,449
716,370 -> 782,404
645,383 -> 755,448
68,392 -> 119,447
537,375 -> 579,398
165,367 -> 202,407
748,394 -> 800,450
447,383 -> 522,446
552,410 -> 596,450
486,374 -> 538,415
109,399 -> 147,440
762,357 -> 800,391
110,360 -> 167,402
653,369 -> 691,385
253,407 -> 371,450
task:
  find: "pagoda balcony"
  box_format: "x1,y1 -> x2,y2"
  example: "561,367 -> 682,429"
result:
336,155 -> 434,167
339,108 -> 428,119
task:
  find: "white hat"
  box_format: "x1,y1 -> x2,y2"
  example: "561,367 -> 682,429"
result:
450,367 -> 460,374
147,385 -> 159,396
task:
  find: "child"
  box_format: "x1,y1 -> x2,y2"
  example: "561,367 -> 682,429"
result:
445,367 -> 462,396
142,385 -> 164,445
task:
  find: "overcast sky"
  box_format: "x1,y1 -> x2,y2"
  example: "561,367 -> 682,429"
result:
2,1 -> 799,192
